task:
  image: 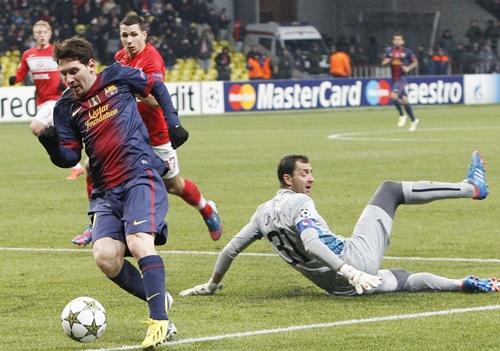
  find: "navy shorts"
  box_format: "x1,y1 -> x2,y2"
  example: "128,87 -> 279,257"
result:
391,78 -> 407,98
89,169 -> 168,246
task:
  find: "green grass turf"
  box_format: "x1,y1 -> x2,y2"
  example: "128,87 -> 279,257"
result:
1,104 -> 499,350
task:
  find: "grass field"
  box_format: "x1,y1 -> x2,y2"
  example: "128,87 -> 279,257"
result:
1,104 -> 499,350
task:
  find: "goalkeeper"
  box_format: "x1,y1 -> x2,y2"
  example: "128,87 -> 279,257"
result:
180,152 -> 498,297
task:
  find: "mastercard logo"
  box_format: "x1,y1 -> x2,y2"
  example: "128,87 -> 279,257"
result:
365,80 -> 391,105
228,84 -> 256,110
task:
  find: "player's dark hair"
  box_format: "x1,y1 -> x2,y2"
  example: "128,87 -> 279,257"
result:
120,14 -> 146,31
54,37 -> 94,64
277,155 -> 309,187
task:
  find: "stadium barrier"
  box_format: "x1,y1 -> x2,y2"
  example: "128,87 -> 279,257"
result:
1,74 -> 499,123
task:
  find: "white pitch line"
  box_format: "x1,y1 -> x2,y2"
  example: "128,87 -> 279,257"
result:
83,304 -> 500,351
1,247 -> 499,264
327,125 -> 500,141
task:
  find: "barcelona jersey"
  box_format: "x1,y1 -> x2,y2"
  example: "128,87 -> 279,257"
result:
384,47 -> 416,81
53,62 -> 165,192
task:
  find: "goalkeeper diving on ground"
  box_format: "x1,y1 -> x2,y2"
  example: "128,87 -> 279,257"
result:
180,152 -> 498,297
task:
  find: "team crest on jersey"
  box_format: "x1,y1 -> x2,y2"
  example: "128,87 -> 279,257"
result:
104,84 -> 118,97
299,208 -> 312,219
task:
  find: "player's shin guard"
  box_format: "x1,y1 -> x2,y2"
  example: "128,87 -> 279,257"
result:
110,259 -> 146,300
139,255 -> 168,320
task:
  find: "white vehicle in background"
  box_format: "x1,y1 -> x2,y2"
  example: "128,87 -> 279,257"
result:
244,21 -> 330,78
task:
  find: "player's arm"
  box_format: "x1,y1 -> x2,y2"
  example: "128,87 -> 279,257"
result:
381,48 -> 391,66
9,53 -> 30,85
179,217 -> 262,297
403,53 -> 418,73
295,200 -> 381,294
38,103 -> 82,168
136,94 -> 160,108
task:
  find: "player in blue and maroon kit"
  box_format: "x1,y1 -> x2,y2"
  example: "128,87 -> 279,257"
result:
382,34 -> 420,132
38,38 -> 187,348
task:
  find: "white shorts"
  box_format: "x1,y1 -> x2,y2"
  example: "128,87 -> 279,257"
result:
152,142 -> 180,179
33,100 -> 57,127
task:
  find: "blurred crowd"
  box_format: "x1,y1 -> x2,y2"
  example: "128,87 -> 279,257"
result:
0,0 -> 231,66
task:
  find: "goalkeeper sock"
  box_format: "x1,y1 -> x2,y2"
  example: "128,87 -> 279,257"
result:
110,259 -> 146,300
139,255 -> 168,320
402,181 -> 475,204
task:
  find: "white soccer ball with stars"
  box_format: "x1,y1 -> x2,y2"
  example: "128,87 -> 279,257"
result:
60,296 -> 107,343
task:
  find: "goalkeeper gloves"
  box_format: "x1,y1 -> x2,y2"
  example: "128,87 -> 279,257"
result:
339,263 -> 382,295
179,280 -> 223,296
168,125 -> 189,149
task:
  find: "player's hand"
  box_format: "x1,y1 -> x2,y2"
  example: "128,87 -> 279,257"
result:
38,126 -> 60,153
8,76 -> 16,86
179,281 -> 223,296
339,264 -> 381,294
402,66 -> 410,73
169,125 -> 189,149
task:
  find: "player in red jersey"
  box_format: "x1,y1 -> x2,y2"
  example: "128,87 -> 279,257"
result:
381,33 -> 420,132
10,20 -> 86,180
72,15 -> 222,246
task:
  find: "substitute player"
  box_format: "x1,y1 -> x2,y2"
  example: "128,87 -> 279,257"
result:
39,37 -> 186,347
72,15 -> 222,246
10,20 -> 85,180
381,33 -> 420,132
180,153 -> 498,297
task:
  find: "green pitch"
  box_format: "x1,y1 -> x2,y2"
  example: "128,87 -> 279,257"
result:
1,104 -> 499,350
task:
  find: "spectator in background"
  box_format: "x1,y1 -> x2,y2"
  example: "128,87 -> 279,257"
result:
451,43 -> 465,74
329,45 -> 352,78
246,45 -> 271,80
306,43 -> 324,77
197,29 -> 212,72
418,45 -> 435,75
276,47 -> 294,79
232,18 -> 245,52
207,8 -> 221,41
367,36 -> 380,66
479,43 -> 498,73
465,19 -> 483,44
483,19 -> 499,54
218,8 -> 230,41
438,29 -> 457,57
431,47 -> 450,75
215,46 -> 231,81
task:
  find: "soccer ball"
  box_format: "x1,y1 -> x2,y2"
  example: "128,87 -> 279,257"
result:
60,296 -> 107,343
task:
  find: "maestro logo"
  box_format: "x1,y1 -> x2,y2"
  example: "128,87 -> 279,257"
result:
228,84 -> 256,110
365,80 -> 391,105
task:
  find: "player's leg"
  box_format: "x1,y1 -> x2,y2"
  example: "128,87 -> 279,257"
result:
123,170 -> 176,346
72,159 -> 94,246
154,142 -> 222,240
375,269 -> 499,293
390,89 -> 406,127
401,94 -> 419,132
344,151 -> 488,274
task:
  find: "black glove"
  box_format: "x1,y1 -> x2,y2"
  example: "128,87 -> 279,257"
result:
38,126 -> 60,155
9,76 -> 16,86
169,125 -> 189,149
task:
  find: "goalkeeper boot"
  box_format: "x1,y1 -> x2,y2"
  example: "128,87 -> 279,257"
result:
465,151 -> 488,200
203,200 -> 223,241
141,319 -> 177,349
462,276 -> 499,293
72,225 -> 93,246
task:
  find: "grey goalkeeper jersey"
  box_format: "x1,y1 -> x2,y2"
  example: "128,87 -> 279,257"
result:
219,189 -> 346,277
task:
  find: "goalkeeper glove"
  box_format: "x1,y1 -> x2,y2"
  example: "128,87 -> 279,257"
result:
339,263 -> 382,295
168,125 -> 189,149
9,76 -> 17,86
179,280 -> 223,296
